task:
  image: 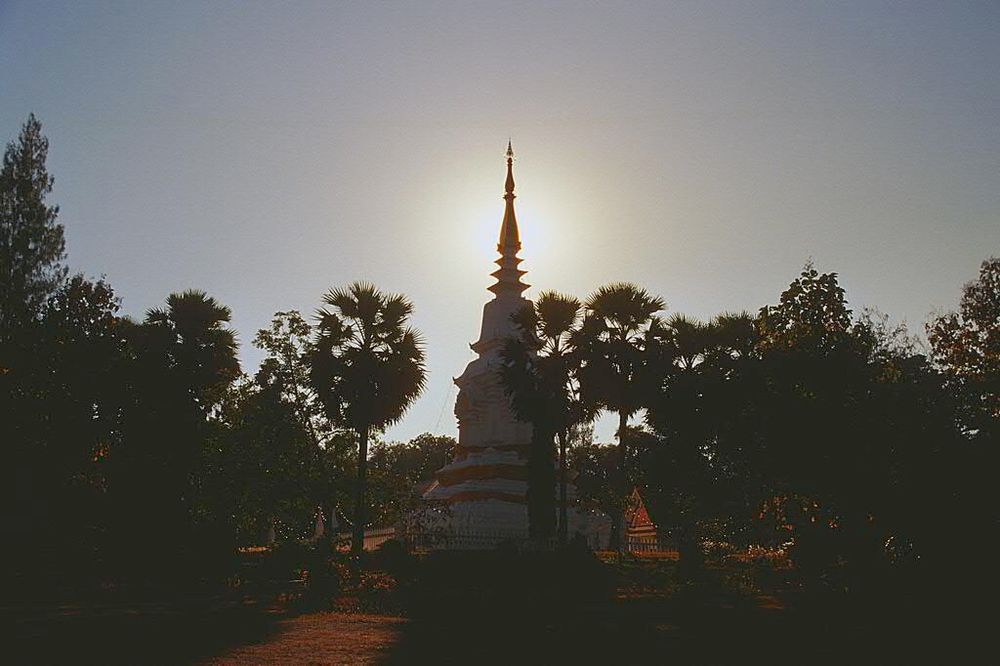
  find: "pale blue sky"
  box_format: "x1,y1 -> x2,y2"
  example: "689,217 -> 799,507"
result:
2,1 -> 998,442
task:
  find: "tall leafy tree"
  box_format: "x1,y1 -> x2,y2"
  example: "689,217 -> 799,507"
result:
247,310 -> 347,540
254,310 -> 331,448
732,266 -> 960,588
569,435 -> 620,520
310,282 -> 426,558
3,275 -> 124,584
367,433 -> 456,527
111,290 -> 240,574
925,258 -> 1000,587
575,282 -> 665,549
0,114 -> 66,337
927,257 -> 1000,438
757,263 -> 853,353
214,376 -> 348,545
501,291 -> 589,544
643,312 -> 758,570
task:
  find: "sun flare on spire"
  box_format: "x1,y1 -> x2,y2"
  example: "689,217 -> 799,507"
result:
490,141 -> 528,295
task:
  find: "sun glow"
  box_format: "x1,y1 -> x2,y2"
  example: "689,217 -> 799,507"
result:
470,181 -> 588,292
411,147 -> 601,309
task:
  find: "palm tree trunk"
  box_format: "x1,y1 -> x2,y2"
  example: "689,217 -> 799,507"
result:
527,427 -> 557,540
557,429 -> 569,548
612,410 -> 628,552
351,425 -> 370,559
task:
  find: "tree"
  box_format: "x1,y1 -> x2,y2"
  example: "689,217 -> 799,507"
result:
140,290 -> 242,411
214,376 -> 348,545
367,433 -> 456,527
927,257 -> 1000,437
575,283 -> 665,549
501,291 -> 590,544
636,266 -> 962,592
0,114 -> 66,337
729,266 -> 966,590
254,310 -> 332,449
244,310 -> 345,541
310,282 -> 426,558
569,439 -> 620,519
643,313 -> 755,571
2,275 -> 124,584
924,258 -> 1000,589
109,290 -> 241,576
757,263 -> 853,353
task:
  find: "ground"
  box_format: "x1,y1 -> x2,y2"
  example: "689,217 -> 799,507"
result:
3,554 -> 963,664
204,614 -> 405,665
6,597 -> 801,665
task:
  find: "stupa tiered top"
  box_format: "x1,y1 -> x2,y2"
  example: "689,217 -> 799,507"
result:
489,141 -> 529,297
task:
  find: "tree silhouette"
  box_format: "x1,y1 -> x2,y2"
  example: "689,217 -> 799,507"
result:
367,433 -> 456,528
309,282 -> 426,558
575,282 -> 665,549
215,375 -> 346,545
757,263 -> 853,353
111,290 -> 241,577
202,311 -> 348,546
3,275 -> 124,582
928,257 -> 1000,438
141,290 -> 242,411
501,291 -> 590,544
254,310 -> 331,449
0,114 -> 66,337
644,312 -> 757,573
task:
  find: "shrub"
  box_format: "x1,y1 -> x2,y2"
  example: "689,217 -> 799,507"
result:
368,538 -> 416,579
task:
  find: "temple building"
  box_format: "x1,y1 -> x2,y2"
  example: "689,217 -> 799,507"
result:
422,144 -> 609,544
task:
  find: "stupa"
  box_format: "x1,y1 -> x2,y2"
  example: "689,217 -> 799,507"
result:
422,144 -> 610,544
422,141 -> 533,534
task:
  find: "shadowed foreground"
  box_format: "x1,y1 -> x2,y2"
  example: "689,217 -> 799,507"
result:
5,547 -> 978,665
7,590 -> 961,665
5,598 -> 284,664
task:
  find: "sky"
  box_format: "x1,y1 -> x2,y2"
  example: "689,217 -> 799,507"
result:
2,1 -> 998,443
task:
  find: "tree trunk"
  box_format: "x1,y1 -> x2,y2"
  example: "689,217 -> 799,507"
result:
611,410 -> 628,552
527,427 -> 557,540
557,429 -> 569,548
351,426 -> 370,560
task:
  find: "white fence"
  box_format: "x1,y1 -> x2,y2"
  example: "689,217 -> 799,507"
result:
362,526 -> 399,551
622,536 -> 676,555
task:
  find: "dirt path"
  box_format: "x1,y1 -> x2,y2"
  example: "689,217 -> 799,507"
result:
201,613 -> 406,665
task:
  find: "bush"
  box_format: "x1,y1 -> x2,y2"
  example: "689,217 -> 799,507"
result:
368,538 -> 416,579
262,540 -> 311,582
403,548 -> 611,618
299,545 -> 344,610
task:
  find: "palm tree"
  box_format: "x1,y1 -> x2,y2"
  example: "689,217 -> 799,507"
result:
144,289 -> 241,411
501,291 -> 590,545
115,290 -> 240,566
643,311 -> 757,575
575,282 -> 665,550
309,282 -> 426,558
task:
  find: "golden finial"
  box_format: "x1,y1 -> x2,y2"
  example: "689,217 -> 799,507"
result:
504,140 -> 515,196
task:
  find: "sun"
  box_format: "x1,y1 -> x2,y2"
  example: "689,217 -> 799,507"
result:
415,147 -> 591,300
